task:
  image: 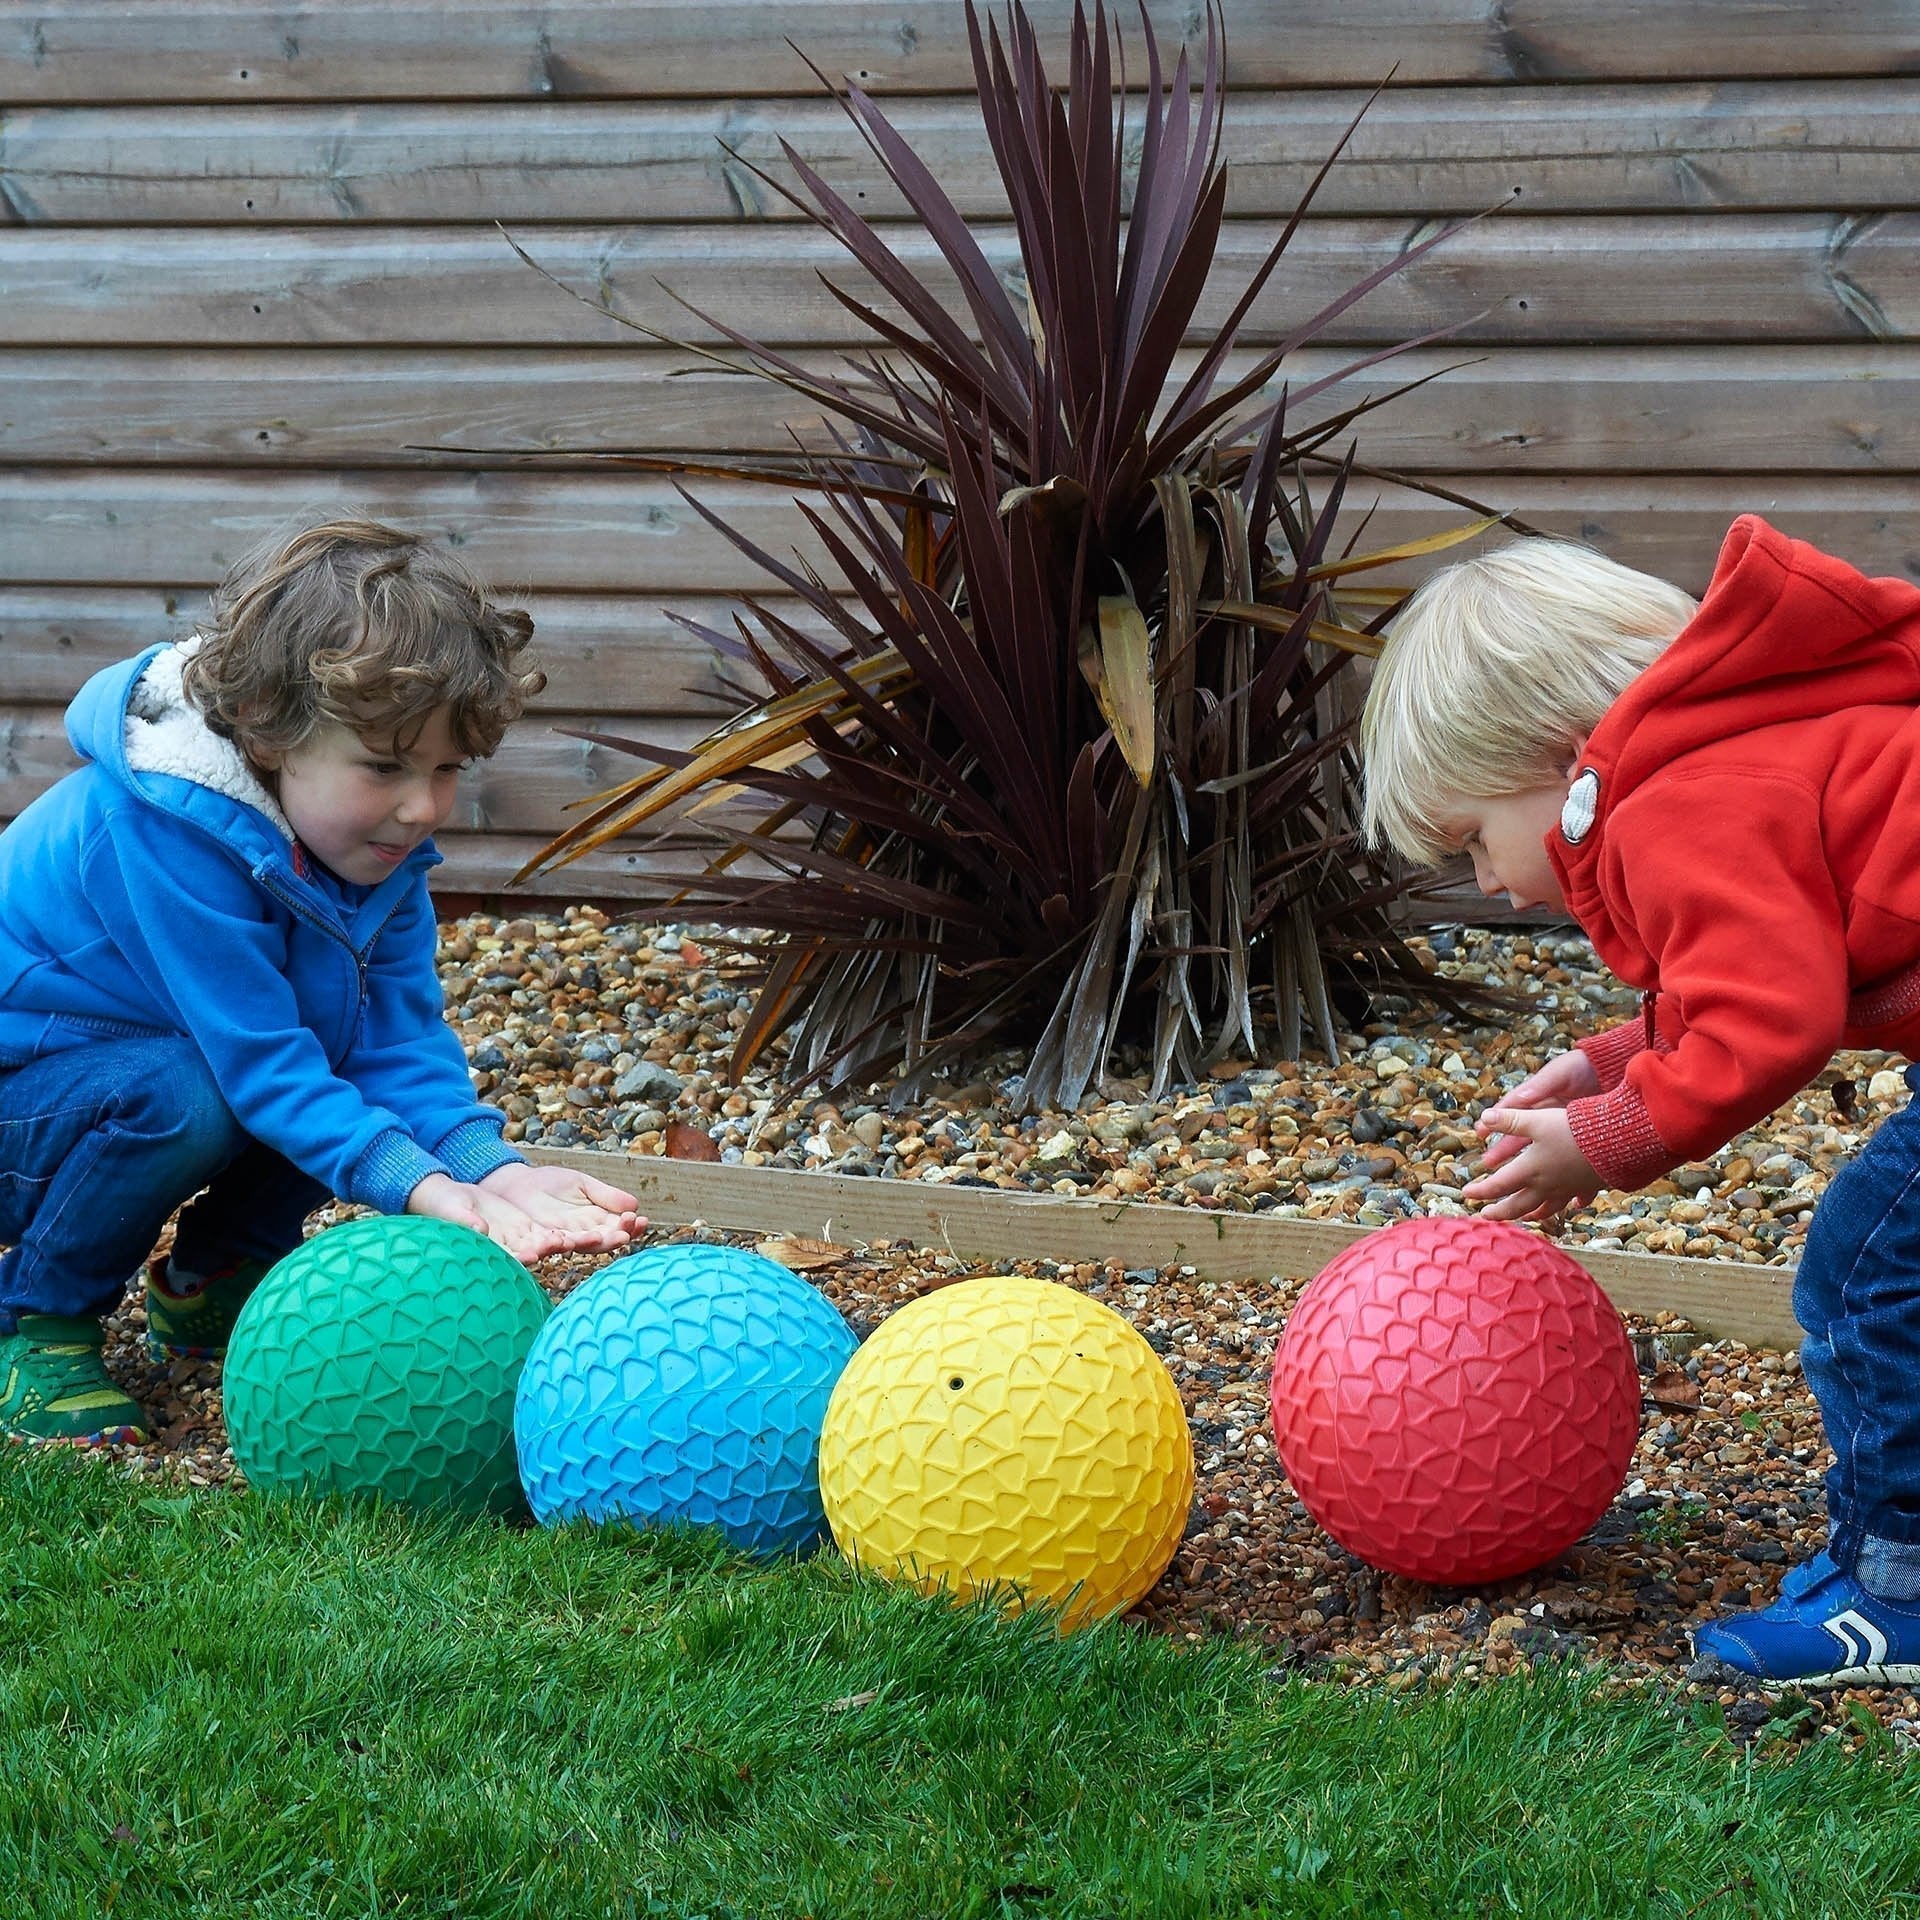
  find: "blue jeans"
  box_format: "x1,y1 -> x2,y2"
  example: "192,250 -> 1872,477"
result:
0,1036 -> 329,1331
1795,1061 -> 1920,1600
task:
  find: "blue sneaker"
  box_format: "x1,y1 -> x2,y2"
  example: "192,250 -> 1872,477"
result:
1693,1551 -> 1920,1685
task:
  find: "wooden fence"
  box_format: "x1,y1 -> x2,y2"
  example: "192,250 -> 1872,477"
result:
5,2 -> 1920,899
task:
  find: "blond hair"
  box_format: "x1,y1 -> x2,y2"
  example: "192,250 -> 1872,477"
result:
1359,537 -> 1696,864
182,516 -> 544,762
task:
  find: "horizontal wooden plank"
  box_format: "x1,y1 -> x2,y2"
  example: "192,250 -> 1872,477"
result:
8,343 -> 1920,475
5,469 -> 1918,597
4,215 -> 1916,347
0,703 -> 721,834
520,1148 -> 1803,1350
0,471 -> 835,592
0,587 -> 798,710
11,81 -> 1920,224
0,587 -> 196,694
6,1 -> 1918,101
463,710 -> 742,834
0,707 -> 75,806
0,819 -> 772,903
428,830 -> 785,900
0,345 -> 858,465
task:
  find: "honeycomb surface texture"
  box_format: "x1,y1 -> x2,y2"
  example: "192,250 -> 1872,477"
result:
515,1243 -> 858,1555
1269,1216 -> 1640,1585
223,1217 -> 552,1516
818,1275 -> 1195,1627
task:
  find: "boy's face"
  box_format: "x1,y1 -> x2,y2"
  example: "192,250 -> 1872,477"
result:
1437,773 -> 1577,914
254,705 -> 470,885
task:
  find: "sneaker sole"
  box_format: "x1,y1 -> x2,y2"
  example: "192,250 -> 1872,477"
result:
7,1424 -> 149,1449
1695,1645 -> 1920,1688
1772,1660 -> 1920,1688
148,1340 -> 226,1361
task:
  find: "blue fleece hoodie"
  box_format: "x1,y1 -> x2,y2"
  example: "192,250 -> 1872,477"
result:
0,641 -> 522,1214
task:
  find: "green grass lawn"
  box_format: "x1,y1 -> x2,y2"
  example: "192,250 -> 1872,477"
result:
4,1449 -> 1919,1920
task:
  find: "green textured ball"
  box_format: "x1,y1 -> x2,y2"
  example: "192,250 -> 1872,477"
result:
223,1216 -> 552,1516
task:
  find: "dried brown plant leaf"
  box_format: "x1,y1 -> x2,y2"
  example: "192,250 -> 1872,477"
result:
755,1234 -> 849,1271
664,1121 -> 723,1163
1090,594 -> 1157,787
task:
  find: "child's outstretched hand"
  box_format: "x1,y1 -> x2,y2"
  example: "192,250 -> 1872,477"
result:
406,1171 -> 573,1263
1465,1103 -> 1602,1224
406,1168 -> 643,1265
477,1161 -> 646,1253
1471,1048 -> 1600,1181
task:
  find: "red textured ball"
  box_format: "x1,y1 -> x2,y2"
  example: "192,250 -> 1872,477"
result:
1269,1217 -> 1640,1587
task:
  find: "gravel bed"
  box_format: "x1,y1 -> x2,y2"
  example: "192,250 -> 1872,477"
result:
26,906 -> 1920,1754
448,907 -> 1891,1267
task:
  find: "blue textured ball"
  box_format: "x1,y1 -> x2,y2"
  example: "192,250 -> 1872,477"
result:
514,1242 -> 859,1555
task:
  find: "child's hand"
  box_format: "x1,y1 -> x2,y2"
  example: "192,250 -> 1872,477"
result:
405,1171 -> 606,1265
1464,1104 -> 1601,1224
478,1161 -> 646,1253
1475,1048 -> 1601,1175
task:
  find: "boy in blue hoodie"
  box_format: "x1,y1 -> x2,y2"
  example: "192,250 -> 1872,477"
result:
0,517 -> 644,1443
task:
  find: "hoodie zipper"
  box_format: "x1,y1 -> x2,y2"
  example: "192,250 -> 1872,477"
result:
256,866 -> 416,1048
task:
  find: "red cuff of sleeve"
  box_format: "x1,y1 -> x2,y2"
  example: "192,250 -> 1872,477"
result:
1566,1084 -> 1675,1192
1576,1022 -> 1649,1093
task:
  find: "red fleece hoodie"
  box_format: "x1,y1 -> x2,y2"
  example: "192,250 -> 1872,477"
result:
1551,515 -> 1920,1191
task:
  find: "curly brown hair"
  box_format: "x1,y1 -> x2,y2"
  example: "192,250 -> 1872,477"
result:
181,516 -> 545,761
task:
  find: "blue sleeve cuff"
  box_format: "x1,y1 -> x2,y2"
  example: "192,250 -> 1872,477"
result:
347,1129 -> 450,1215
434,1115 -> 525,1185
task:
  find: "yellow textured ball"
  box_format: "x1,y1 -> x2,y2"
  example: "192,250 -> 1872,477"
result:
818,1275 -> 1194,1628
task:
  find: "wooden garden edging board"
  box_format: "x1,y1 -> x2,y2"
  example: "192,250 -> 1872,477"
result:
522,1145 -> 1801,1351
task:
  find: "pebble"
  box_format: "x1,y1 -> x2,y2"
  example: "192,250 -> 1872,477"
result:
613,1061 -> 683,1103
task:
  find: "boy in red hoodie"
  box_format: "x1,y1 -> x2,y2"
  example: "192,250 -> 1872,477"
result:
1360,515 -> 1920,1685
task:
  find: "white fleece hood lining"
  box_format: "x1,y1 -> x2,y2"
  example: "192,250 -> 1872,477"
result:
122,638 -> 295,842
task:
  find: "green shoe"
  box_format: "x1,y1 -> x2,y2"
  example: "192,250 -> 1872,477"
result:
146,1254 -> 272,1360
0,1314 -> 147,1445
